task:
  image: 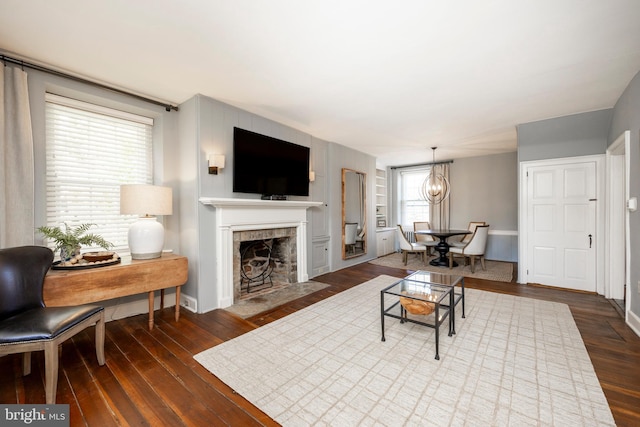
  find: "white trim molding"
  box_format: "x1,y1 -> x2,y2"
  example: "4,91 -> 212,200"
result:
199,197 -> 322,308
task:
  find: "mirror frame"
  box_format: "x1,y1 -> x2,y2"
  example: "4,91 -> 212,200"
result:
342,168 -> 367,259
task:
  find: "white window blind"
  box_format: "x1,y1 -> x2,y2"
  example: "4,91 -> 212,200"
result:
398,168 -> 430,228
44,94 -> 153,253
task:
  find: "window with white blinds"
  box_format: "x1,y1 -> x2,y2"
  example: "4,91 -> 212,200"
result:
398,168 -> 430,228
44,93 -> 153,253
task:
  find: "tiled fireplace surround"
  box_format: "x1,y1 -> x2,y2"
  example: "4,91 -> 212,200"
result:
199,197 -> 322,308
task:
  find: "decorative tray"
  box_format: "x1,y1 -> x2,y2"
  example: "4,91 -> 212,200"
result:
52,253 -> 121,270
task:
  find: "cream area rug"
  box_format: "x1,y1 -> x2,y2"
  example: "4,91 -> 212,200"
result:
224,281 -> 329,319
195,275 -> 615,426
369,252 -> 514,282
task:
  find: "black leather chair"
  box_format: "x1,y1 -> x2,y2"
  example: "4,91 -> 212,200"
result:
0,246 -> 105,403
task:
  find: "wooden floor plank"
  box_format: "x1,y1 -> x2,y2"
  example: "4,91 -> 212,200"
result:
100,322 -> 186,427
110,319 -> 223,427
71,328 -> 147,427
1,261 -> 638,426
58,338 -> 117,427
135,317 -> 276,426
0,355 -> 19,403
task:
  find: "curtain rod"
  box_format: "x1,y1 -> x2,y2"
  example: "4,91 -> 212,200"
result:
1,54 -> 178,112
390,159 -> 453,170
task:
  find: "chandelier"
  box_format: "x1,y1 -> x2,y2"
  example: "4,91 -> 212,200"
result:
420,147 -> 450,205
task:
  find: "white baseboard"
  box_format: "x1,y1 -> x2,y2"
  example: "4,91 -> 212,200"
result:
627,309 -> 640,337
180,294 -> 198,313
102,290 -> 178,322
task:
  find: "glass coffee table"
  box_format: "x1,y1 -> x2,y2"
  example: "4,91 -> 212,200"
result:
380,278 -> 454,360
405,271 -> 465,318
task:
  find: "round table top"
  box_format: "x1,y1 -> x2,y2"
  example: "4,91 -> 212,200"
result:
415,229 -> 471,237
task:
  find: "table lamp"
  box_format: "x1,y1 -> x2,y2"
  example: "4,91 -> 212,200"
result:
120,184 -> 173,259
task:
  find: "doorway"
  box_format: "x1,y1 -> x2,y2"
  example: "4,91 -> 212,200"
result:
605,131 -> 630,317
519,155 -> 605,291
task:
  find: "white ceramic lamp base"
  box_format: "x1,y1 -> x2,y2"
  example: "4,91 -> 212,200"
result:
128,216 -> 164,259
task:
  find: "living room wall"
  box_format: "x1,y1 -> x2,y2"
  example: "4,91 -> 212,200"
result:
178,94 -> 377,312
449,151 -> 518,262
516,90 -> 640,331
517,109 -> 612,162
327,141 -> 378,271
21,65 -> 181,320
389,152 -> 519,262
608,69 -> 640,326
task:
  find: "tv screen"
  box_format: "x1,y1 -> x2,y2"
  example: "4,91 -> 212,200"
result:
233,127 -> 310,197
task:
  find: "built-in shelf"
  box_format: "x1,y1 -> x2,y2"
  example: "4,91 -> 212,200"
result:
376,169 -> 388,227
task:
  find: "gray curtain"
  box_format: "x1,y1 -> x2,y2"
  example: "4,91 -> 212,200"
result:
429,163 -> 450,229
0,65 -> 34,247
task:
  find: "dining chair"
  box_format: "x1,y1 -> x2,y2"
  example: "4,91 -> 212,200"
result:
0,246 -> 106,404
449,221 -> 487,248
448,225 -> 490,272
396,225 -> 427,265
344,223 -> 358,254
413,221 -> 438,256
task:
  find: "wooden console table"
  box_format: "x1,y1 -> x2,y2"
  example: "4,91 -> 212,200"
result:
44,254 -> 188,331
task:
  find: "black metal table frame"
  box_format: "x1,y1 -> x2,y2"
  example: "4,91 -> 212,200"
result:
380,280 -> 455,360
405,271 -> 466,319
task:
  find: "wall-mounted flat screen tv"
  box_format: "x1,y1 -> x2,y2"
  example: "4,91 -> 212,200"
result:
233,127 -> 310,197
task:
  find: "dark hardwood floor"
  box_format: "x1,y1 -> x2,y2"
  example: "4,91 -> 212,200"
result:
1,262 -> 639,426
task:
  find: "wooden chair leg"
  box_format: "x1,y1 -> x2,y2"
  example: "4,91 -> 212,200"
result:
470,256 -> 476,273
480,255 -> 486,271
44,341 -> 59,404
96,311 -> 106,365
448,253 -> 453,269
22,352 -> 31,376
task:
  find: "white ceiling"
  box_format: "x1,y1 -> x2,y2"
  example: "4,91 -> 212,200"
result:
1,0 -> 639,166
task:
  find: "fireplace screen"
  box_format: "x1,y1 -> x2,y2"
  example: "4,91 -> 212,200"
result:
233,227 -> 298,301
239,240 -> 274,293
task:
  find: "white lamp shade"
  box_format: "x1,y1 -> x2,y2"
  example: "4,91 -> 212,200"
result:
207,154 -> 225,168
120,184 -> 172,216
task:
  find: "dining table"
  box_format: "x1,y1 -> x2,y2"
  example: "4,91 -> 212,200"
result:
415,229 -> 472,267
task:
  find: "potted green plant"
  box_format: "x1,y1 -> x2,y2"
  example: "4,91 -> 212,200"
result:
37,223 -> 114,261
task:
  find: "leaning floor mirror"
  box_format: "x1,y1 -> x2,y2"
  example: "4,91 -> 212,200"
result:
342,168 -> 367,259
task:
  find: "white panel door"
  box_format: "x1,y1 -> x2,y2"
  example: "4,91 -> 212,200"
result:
527,161 -> 597,291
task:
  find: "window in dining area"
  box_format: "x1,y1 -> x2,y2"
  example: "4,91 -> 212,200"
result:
397,168 -> 430,228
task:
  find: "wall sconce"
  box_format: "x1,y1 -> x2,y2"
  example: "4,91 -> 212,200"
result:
208,154 -> 225,174
309,170 -> 316,182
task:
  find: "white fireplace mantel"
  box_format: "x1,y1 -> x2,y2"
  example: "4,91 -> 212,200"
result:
199,197 -> 322,308
199,197 -> 322,209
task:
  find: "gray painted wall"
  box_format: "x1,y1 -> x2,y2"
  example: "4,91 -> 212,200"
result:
327,142 -> 378,271
449,152 -> 518,230
450,152 -> 518,262
516,93 -> 640,324
18,60 -> 640,319
179,94 -> 378,312
517,109 -> 612,162
390,152 -> 519,262
18,64 -> 181,319
608,70 -> 640,319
